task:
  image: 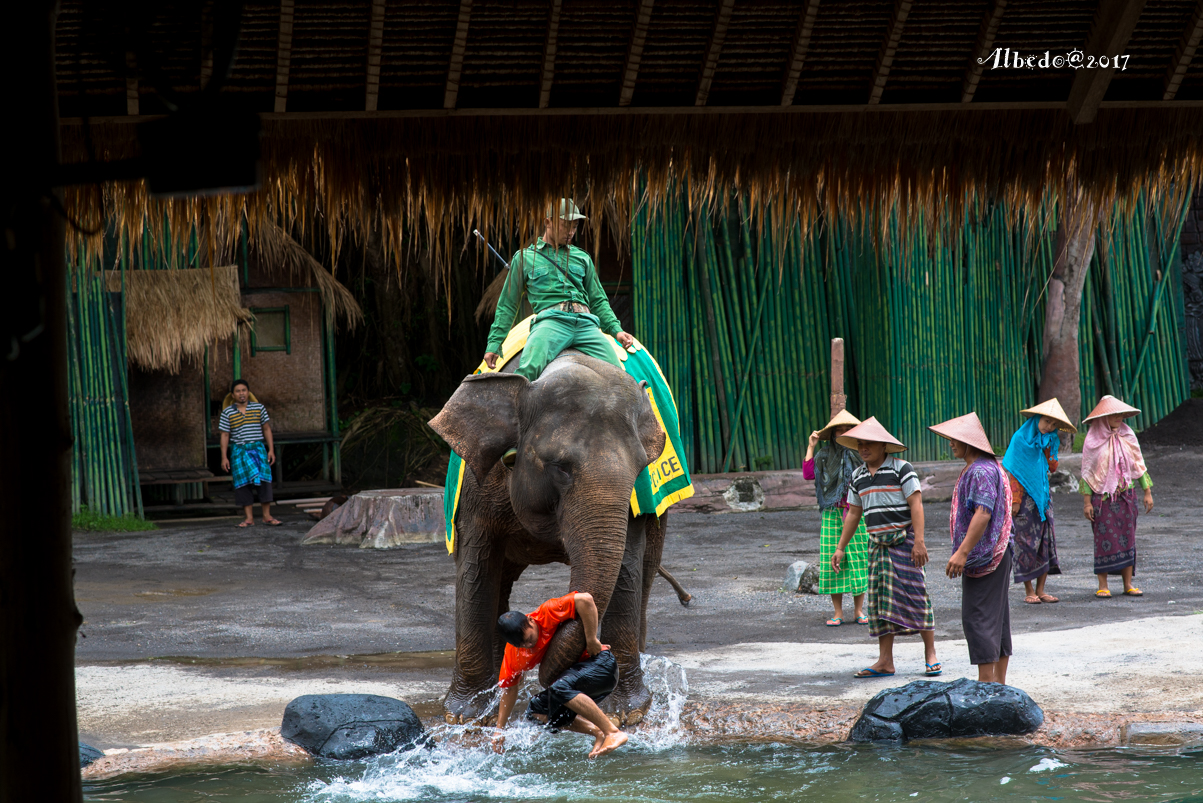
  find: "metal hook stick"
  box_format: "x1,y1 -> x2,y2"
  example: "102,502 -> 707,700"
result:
472,229 -> 509,271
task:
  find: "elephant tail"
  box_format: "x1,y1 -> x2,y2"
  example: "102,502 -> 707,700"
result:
657,565 -> 692,607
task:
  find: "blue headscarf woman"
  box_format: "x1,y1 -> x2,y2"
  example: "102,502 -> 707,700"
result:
1001,398 -> 1076,605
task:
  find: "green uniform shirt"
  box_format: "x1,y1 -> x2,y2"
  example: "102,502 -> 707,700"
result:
485,239 -> 622,353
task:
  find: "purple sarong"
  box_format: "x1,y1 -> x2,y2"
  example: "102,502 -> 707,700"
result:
1092,487 -> 1137,575
1012,492 -> 1060,583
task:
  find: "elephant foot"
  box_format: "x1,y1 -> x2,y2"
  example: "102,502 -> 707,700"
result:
443,677 -> 500,725
600,679 -> 653,727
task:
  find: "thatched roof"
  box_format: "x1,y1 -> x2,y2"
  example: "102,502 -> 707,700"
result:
57,0 -> 1203,279
103,265 -> 251,374
254,221 -> 364,330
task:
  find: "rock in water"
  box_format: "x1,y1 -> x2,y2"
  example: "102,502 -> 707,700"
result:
79,741 -> 105,768
282,694 -> 426,759
782,560 -> 820,594
849,679 -> 1043,743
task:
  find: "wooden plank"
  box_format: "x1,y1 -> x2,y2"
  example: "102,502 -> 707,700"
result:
1164,0 -> 1203,101
695,0 -> 735,107
780,0 -> 821,107
274,0 -> 296,114
59,98 -> 1203,128
619,0 -> 655,106
539,0 -> 563,109
365,0 -> 387,111
961,0 -> 1006,103
868,0 -> 913,105
444,0 -> 473,109
1066,0 -> 1147,124
125,50 -> 139,115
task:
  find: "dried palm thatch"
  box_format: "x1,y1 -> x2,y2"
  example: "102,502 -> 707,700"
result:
102,265 -> 251,373
62,107 -> 1203,290
253,221 -> 364,330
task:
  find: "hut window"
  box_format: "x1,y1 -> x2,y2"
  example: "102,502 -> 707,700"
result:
250,306 -> 290,355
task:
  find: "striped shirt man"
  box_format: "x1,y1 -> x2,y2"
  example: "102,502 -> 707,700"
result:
846,456 -> 922,536
218,402 -> 271,445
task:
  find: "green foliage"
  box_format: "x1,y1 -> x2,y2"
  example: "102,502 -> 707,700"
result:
72,507 -> 157,532
1072,431 -> 1086,452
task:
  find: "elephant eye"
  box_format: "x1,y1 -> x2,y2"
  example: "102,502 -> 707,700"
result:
548,461 -> 573,483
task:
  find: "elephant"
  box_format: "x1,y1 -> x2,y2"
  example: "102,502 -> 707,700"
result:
428,351 -> 670,725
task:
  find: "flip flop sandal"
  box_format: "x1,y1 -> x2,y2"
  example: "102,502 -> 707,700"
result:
1024,595 -> 1042,604
854,667 -> 894,678
1038,594 -> 1059,603
263,519 -> 284,526
855,615 -> 870,625
924,662 -> 942,677
235,521 -> 255,528
1124,588 -> 1143,596
1095,589 -> 1112,598
825,617 -> 842,627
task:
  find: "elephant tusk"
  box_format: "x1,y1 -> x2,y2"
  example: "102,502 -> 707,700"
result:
657,565 -> 692,606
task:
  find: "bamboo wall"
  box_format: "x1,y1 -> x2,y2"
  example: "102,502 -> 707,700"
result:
632,197 -> 1192,469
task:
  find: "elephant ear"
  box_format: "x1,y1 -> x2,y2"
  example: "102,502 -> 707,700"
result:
635,380 -> 667,468
429,373 -> 529,483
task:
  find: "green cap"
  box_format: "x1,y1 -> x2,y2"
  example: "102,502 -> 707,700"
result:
547,198 -> 587,221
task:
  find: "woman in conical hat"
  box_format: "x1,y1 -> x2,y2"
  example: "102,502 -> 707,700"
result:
1002,398 -> 1075,605
833,417 -> 939,679
1080,395 -> 1152,598
930,412 -> 1014,686
803,408 -> 869,626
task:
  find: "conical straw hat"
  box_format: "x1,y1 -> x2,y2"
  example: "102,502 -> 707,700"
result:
817,408 -> 862,440
928,412 -> 995,456
835,416 -> 906,453
1020,398 -> 1077,433
221,390 -> 260,409
1083,394 -> 1141,423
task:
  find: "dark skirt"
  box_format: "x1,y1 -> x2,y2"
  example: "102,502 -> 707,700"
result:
1092,488 -> 1137,575
962,548 -> 1013,665
1011,493 -> 1060,584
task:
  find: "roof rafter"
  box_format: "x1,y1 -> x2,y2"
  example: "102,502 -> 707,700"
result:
619,0 -> 655,107
273,0 -> 295,114
365,0 -> 387,111
961,0 -> 1006,103
1066,0 -> 1147,124
539,0 -> 563,109
1163,0 -> 1203,101
868,0 -> 912,105
780,0 -> 821,107
125,50 -> 139,115
444,0 -> 473,110
695,0 -> 735,107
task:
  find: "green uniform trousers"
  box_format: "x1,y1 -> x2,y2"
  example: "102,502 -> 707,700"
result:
516,309 -> 621,380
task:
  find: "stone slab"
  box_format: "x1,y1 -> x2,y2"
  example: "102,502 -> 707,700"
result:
302,489 -> 444,548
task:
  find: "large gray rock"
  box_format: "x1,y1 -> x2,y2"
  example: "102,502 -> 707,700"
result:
282,694 -> 426,760
850,679 -> 1043,743
782,560 -> 820,594
79,741 -> 104,768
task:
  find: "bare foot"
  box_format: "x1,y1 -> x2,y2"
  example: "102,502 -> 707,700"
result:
589,731 -> 628,758
590,731 -> 605,756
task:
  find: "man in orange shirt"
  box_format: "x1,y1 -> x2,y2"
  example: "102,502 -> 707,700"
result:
493,591 -> 628,758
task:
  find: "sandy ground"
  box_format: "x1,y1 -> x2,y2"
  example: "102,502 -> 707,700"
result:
74,446 -> 1203,758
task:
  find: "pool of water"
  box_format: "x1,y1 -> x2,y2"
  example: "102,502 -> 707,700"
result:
83,739 -> 1203,803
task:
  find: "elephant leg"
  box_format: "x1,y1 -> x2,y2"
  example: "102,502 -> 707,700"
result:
639,513 -> 666,651
492,559 -> 528,674
597,512 -> 652,725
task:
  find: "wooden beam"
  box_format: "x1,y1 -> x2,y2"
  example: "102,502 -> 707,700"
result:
619,0 -> 655,107
1164,0 -> 1203,101
1066,0 -> 1146,124
125,50 -> 139,115
444,0 -> 472,109
365,0 -> 386,111
695,0 -> 734,107
200,0 -> 213,89
780,0 -> 821,106
961,0 -> 1006,103
274,0 -> 295,114
539,0 -> 563,109
868,0 -> 913,105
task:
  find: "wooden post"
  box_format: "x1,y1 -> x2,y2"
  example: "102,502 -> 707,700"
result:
1,0 -> 83,799
830,337 -> 847,419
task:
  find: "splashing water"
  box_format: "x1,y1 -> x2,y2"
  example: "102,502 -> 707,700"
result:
630,654 -> 689,750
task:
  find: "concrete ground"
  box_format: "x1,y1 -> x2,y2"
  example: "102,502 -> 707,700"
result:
75,446 -> 1203,749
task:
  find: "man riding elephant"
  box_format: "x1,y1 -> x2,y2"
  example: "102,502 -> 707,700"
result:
483,199 -> 637,379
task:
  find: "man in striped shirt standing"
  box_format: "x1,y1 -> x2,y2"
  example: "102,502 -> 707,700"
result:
832,416 -> 940,679
219,379 -> 281,527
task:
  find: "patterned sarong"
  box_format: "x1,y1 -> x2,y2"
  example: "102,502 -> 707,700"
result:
231,441 -> 272,489
866,527 -> 935,638
1011,492 -> 1060,583
818,508 -> 868,595
1092,487 -> 1137,575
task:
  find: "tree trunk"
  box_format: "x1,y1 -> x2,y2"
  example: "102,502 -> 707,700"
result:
0,1 -> 84,800
1037,199 -> 1101,450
